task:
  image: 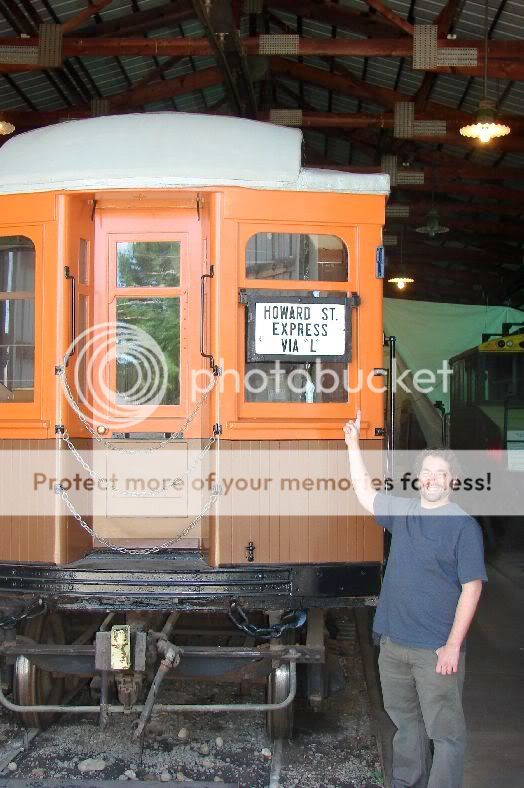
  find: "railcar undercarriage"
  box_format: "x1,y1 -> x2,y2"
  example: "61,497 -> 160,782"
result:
0,552 -> 380,739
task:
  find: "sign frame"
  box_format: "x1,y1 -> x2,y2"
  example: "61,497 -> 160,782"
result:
239,290 -> 356,363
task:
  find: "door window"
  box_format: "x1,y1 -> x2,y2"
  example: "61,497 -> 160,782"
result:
116,296 -> 180,406
111,238 -> 183,413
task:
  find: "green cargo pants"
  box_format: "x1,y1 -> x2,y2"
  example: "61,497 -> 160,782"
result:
379,635 -> 466,788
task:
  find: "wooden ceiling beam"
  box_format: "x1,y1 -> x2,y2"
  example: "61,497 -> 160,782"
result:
391,215 -> 524,242
383,242 -> 516,264
398,180 -> 524,205
312,160 -> 524,182
415,0 -> 463,107
394,200 -> 523,219
364,0 -> 414,36
385,262 -> 499,285
268,0 -> 405,38
384,281 -> 488,304
108,67 -> 224,108
73,1 -> 194,37
62,0 -> 113,35
256,110 -> 524,131
272,58 -> 468,121
2,35 -> 522,62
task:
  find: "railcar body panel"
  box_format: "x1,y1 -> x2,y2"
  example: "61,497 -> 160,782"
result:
0,114 -> 388,576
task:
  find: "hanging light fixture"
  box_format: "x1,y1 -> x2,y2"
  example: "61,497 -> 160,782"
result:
415,207 -> 449,237
388,275 -> 415,290
459,0 -> 510,144
0,120 -> 15,135
388,226 -> 414,291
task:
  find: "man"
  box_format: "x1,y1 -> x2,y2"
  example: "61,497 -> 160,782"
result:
344,411 -> 487,788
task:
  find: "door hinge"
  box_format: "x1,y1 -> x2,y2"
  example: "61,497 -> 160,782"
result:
349,292 -> 361,307
196,193 -> 204,221
55,424 -> 65,435
213,423 -> 222,436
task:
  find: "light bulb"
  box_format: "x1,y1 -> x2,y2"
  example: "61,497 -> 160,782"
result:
396,280 -> 406,290
0,121 -> 15,135
478,126 -> 492,143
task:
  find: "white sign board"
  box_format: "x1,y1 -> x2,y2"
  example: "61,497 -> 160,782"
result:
255,302 -> 346,357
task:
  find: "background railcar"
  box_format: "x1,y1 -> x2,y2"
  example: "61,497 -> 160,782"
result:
0,113 -> 389,735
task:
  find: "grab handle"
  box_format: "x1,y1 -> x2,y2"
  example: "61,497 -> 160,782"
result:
200,266 -> 217,373
384,334 -> 396,476
64,266 -> 76,361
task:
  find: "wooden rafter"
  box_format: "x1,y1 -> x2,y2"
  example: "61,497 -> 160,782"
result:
269,0 -> 405,38
73,1 -> 194,37
62,0 -> 113,34
1,36 -> 522,77
364,0 -> 414,36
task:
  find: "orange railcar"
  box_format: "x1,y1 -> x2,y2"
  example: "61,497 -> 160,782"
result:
0,114 -> 389,734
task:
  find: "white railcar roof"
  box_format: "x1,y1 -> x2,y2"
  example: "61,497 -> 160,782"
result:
0,113 -> 389,196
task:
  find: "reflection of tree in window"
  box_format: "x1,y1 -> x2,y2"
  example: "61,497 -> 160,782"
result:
117,242 -> 180,288
0,236 -> 35,402
246,233 -> 348,282
116,298 -> 180,405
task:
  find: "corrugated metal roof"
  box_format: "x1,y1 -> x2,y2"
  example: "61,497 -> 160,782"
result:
0,1 -> 521,188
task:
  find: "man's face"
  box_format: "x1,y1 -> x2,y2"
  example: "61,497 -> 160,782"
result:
418,455 -> 452,504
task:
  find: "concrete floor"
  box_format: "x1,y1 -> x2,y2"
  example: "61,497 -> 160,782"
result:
463,559 -> 524,788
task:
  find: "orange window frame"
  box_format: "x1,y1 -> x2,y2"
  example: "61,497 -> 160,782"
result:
105,232 -> 189,425
0,225 -> 43,423
236,221 -> 359,421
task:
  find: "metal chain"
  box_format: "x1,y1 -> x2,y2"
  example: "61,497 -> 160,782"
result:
228,603 -> 307,640
56,485 -> 220,555
57,366 -> 217,454
0,597 -> 47,630
60,430 -> 216,498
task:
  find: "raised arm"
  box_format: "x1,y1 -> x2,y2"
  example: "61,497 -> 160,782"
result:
343,410 -> 378,514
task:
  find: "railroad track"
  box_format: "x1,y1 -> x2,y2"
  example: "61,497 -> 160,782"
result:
0,610 -> 384,787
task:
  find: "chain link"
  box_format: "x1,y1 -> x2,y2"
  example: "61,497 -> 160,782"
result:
60,430 -> 216,498
57,485 -> 220,555
57,365 -> 217,454
55,363 -> 220,552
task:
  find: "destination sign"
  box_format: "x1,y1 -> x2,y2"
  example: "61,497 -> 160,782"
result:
255,302 -> 346,357
241,291 -> 354,363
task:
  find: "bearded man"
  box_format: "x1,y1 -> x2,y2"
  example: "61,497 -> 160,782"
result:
344,412 -> 487,788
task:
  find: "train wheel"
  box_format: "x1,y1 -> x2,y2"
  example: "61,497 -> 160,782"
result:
266,662 -> 294,740
13,612 -> 66,729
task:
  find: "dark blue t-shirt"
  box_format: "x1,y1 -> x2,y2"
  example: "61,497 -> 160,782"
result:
373,492 -> 488,650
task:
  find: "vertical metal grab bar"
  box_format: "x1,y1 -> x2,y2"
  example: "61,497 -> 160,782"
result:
384,334 -> 396,479
64,266 -> 76,361
200,266 -> 216,372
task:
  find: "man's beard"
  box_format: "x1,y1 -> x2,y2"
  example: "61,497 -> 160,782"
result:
420,482 -> 450,503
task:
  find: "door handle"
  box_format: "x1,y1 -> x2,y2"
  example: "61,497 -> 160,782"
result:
64,266 -> 77,363
200,265 -> 217,373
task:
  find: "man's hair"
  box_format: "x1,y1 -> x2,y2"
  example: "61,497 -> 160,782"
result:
413,447 -> 462,480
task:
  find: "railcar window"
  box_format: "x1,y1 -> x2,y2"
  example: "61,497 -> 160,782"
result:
117,241 -> 180,288
0,236 -> 35,403
244,290 -> 348,403
116,297 -> 180,405
482,355 -> 524,403
246,233 -> 348,282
